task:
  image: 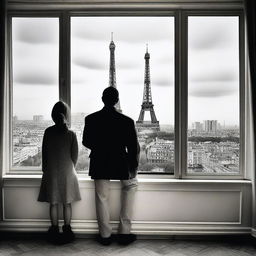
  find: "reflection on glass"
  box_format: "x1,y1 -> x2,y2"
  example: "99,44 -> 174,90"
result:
187,16 -> 240,174
12,18 -> 59,167
71,17 -> 175,174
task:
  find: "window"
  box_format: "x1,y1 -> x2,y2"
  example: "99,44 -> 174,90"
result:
187,16 -> 240,175
11,18 -> 59,168
71,17 -> 174,174
7,11 -> 244,178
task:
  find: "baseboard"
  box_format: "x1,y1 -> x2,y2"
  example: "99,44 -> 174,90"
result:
0,220 -> 252,236
251,228 -> 256,238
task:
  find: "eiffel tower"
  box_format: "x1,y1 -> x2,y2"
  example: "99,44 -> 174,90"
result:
108,33 -> 122,113
136,46 -> 160,132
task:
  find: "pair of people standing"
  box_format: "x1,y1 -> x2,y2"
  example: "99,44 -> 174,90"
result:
38,87 -> 140,245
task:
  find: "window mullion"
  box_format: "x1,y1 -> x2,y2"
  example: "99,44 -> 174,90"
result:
175,11 -> 188,179
59,12 -> 71,113
174,11 -> 181,179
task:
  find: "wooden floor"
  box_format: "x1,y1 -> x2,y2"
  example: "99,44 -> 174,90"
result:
1,235 -> 256,256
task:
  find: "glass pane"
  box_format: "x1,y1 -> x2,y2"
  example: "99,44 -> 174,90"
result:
71,17 -> 174,174
187,16 -> 240,174
12,18 -> 59,168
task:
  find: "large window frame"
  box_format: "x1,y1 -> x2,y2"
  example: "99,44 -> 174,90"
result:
6,12 -> 63,174
4,8 -> 245,180
181,11 -> 245,179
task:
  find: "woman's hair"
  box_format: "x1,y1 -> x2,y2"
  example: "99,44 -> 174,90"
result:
51,101 -> 69,125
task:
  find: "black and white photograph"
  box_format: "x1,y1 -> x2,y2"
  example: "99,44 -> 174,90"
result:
1,0 -> 256,255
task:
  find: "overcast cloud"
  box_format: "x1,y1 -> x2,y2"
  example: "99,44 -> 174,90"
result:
72,17 -> 174,43
13,18 -> 58,44
188,16 -> 238,50
12,16 -> 239,125
189,82 -> 238,98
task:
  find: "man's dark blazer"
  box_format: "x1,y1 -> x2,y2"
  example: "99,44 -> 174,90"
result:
82,106 -> 140,180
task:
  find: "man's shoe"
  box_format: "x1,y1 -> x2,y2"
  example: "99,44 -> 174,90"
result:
96,235 -> 112,246
62,225 -> 75,244
116,234 -> 137,245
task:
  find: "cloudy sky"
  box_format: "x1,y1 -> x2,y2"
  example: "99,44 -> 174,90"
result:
12,16 -> 239,126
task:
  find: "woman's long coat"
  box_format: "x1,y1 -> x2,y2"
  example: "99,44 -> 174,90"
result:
38,125 -> 81,204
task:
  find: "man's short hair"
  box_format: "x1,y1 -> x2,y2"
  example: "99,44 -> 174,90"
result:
102,87 -> 119,106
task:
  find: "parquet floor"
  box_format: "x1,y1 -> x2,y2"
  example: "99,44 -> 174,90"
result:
1,235 -> 256,256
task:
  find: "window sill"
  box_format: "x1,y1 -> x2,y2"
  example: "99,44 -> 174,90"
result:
2,174 -> 252,184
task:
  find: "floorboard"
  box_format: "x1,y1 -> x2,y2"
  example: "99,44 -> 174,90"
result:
0,235 -> 256,256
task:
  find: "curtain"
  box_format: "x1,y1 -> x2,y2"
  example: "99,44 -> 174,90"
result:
0,0 -> 7,221
245,0 -> 256,233
245,3 -> 256,126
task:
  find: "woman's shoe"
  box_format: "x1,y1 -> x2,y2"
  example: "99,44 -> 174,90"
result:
62,224 -> 75,243
47,225 -> 61,244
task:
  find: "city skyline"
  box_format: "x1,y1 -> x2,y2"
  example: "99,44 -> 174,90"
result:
12,114 -> 240,128
12,115 -> 240,173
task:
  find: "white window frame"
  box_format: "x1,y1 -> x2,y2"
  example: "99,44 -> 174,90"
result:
6,12 -> 63,175
4,5 -> 245,180
181,10 -> 245,179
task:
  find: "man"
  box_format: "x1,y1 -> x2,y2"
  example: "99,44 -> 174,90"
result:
82,86 -> 140,246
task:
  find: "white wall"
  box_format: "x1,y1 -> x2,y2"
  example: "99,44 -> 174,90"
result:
0,177 -> 252,235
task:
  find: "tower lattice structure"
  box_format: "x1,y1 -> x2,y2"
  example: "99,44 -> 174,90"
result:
109,33 -> 122,113
136,46 -> 160,132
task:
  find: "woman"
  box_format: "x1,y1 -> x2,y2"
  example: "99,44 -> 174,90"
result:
38,101 -> 81,244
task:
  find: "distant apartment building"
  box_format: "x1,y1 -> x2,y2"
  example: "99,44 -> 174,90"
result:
192,122 -> 203,132
188,143 -> 203,167
203,120 -> 218,133
33,115 -> 44,122
187,139 -> 240,173
146,138 -> 174,163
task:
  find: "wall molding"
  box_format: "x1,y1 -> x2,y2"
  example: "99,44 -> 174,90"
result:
251,228 -> 256,238
7,0 -> 244,11
2,180 -> 251,226
0,219 -> 251,235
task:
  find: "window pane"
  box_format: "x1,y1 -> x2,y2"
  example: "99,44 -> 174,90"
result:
187,16 -> 240,174
12,18 -> 59,168
71,17 -> 174,174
